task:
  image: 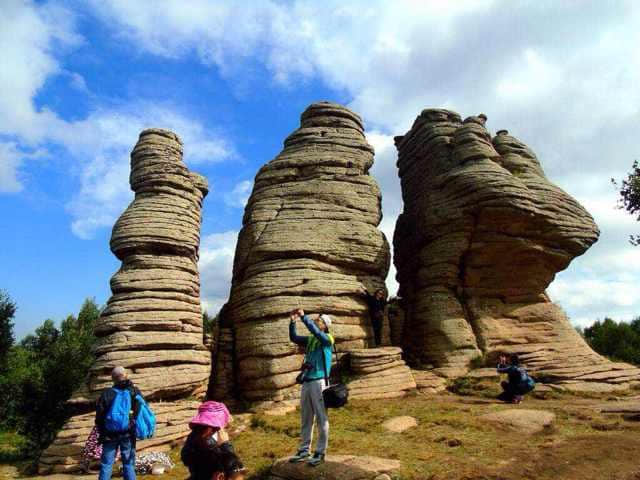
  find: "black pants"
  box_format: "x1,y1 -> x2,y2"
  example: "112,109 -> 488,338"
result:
372,317 -> 383,347
499,380 -> 526,402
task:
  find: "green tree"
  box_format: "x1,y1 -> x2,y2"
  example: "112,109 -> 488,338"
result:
583,317 -> 640,365
3,299 -> 100,454
613,160 -> 640,245
0,290 -> 16,372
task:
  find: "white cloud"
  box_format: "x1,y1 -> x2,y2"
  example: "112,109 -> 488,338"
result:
199,230 -> 238,315
224,180 -> 252,209
91,0 -> 640,325
0,142 -> 26,193
5,1 -> 640,326
63,104 -> 233,239
0,0 -> 82,143
0,1 -> 235,238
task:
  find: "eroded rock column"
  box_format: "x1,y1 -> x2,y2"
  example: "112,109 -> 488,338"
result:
39,129 -> 210,473
224,102 -> 390,403
394,109 -> 640,391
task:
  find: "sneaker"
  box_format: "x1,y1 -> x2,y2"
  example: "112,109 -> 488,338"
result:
512,395 -> 523,404
289,450 -> 310,463
308,453 -> 325,467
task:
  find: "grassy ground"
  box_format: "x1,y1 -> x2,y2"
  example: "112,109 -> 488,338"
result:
141,383 -> 640,480
3,383 -> 640,480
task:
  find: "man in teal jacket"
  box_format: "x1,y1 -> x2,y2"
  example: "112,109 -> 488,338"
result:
288,308 -> 334,466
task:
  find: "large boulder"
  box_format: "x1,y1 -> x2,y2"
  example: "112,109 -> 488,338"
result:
39,129 -> 210,473
480,409 -> 555,434
269,455 -> 401,480
393,109 -> 640,391
220,102 -> 390,402
347,347 -> 416,400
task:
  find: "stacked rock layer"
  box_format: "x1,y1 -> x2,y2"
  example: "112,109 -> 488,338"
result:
39,401 -> 199,474
40,129 -> 210,473
224,102 -> 390,402
393,109 -> 640,391
347,347 -> 416,400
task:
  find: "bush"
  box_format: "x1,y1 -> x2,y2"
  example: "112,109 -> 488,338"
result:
583,317 -> 640,366
0,298 -> 100,456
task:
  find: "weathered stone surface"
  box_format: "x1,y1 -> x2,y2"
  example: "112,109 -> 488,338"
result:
393,109 -> 640,391
347,347 -> 416,400
381,416 -> 418,433
218,102 -> 390,402
40,129 -> 210,473
411,369 -> 447,394
270,455 -> 401,480
39,401 -> 199,474
480,409 -> 555,434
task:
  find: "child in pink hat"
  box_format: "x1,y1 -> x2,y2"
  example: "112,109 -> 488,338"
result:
182,401 -> 243,480
189,401 -> 231,430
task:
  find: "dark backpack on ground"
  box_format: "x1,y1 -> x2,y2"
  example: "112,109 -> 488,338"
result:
322,343 -> 349,409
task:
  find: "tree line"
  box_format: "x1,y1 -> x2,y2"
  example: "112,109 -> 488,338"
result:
0,290 -> 218,463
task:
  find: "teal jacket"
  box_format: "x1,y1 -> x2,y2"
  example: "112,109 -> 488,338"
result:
289,315 -> 334,382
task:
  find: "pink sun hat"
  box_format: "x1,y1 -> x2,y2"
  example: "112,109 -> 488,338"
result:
189,401 -> 231,430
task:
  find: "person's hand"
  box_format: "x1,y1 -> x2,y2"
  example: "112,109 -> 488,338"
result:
216,428 -> 229,445
297,308 -> 304,317
499,355 -> 507,364
290,311 -> 298,322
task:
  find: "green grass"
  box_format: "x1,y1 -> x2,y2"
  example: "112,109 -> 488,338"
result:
140,389 -> 640,480
17,389 -> 640,480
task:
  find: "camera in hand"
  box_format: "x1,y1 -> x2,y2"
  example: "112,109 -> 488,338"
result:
296,362 -> 313,384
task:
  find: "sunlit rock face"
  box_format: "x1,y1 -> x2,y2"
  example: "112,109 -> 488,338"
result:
394,108 -> 640,391
39,129 -> 210,473
224,102 -> 390,402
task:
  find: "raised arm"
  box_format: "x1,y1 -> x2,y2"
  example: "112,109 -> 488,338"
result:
289,315 -> 308,346
301,314 -> 333,346
496,363 -> 514,374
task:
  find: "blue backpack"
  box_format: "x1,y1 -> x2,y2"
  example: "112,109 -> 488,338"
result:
134,394 -> 156,440
518,367 -> 536,393
104,388 -> 132,433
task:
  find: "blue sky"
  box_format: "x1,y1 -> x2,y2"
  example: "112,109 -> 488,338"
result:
2,0 -> 640,339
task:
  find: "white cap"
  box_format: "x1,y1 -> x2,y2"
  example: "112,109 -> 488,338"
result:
111,366 -> 127,382
319,314 -> 332,328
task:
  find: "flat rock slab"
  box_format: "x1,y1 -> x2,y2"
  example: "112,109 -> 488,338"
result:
382,415 -> 418,433
480,409 -> 555,434
598,402 -> 640,414
270,455 -> 401,480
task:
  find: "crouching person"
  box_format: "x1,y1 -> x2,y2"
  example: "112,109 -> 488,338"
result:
289,308 -> 334,466
182,401 -> 236,480
497,354 -> 535,404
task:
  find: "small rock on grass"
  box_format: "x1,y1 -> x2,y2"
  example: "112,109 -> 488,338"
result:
382,416 -> 418,433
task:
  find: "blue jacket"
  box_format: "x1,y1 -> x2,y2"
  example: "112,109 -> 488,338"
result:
497,363 -> 530,386
289,315 -> 334,382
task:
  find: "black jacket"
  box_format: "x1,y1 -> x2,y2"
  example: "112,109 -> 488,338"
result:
181,431 -> 235,480
364,291 -> 387,319
95,380 -> 143,440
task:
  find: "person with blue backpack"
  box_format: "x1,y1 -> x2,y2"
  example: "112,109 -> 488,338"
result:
95,366 -> 153,480
497,354 -> 536,404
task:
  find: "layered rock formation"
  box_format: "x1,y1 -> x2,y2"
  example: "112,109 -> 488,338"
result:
39,401 -> 199,473
393,109 -> 640,391
347,347 -> 416,400
224,102 -> 390,402
40,129 -> 210,473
